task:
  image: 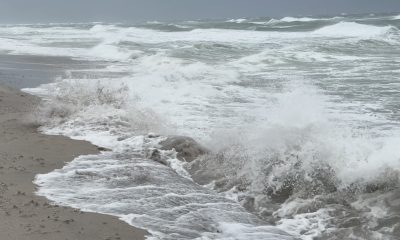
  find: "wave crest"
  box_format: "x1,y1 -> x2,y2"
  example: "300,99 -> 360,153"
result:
313,22 -> 397,38
29,79 -> 169,142
280,17 -> 318,22
187,85 -> 400,238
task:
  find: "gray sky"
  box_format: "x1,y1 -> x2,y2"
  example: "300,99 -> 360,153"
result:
1,0 -> 400,23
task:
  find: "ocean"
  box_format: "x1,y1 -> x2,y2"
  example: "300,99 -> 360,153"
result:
1,12 -> 400,239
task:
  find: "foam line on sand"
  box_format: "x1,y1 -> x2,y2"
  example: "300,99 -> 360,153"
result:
0,84 -> 148,240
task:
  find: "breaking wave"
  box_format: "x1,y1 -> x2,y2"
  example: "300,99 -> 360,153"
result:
226,18 -> 248,23
280,17 -> 319,22
313,22 -> 397,38
187,85 -> 400,238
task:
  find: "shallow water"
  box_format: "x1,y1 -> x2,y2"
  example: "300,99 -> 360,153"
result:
2,12 -> 400,239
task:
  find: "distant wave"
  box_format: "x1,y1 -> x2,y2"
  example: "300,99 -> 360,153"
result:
226,18 -> 247,23
265,16 -> 334,25
313,21 -> 396,38
393,14 -> 400,20
227,17 -> 325,25
280,17 -> 318,22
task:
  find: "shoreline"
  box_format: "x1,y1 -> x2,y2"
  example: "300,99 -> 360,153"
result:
0,84 -> 148,240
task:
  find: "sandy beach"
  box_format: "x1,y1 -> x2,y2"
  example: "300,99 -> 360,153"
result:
0,84 -> 148,240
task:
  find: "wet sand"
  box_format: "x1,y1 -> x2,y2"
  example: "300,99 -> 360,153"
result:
0,84 -> 148,239
0,54 -> 129,89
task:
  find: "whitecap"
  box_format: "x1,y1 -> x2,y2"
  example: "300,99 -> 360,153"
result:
313,21 -> 396,38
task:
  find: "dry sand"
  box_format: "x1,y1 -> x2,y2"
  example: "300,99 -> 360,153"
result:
0,84 -> 148,240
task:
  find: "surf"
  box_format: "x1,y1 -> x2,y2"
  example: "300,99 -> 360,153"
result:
8,12 -> 400,239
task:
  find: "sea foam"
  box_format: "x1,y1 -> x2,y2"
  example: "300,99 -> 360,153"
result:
12,14 -> 400,239
313,21 -> 395,38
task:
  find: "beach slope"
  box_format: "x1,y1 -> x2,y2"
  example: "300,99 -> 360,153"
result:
0,85 -> 147,240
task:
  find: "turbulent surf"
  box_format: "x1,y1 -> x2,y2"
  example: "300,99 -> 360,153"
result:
1,12 -> 400,239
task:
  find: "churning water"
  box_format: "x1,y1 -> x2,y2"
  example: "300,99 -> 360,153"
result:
1,12 -> 400,239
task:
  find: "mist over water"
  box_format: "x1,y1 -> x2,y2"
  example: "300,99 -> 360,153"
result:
2,12 -> 400,239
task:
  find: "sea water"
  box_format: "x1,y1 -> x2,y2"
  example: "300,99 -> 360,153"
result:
1,13 -> 400,239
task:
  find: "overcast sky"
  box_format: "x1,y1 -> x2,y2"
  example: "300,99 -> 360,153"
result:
1,0 -> 400,23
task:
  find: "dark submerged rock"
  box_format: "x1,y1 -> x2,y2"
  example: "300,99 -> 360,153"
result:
147,149 -> 168,165
159,136 -> 208,162
97,146 -> 111,152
